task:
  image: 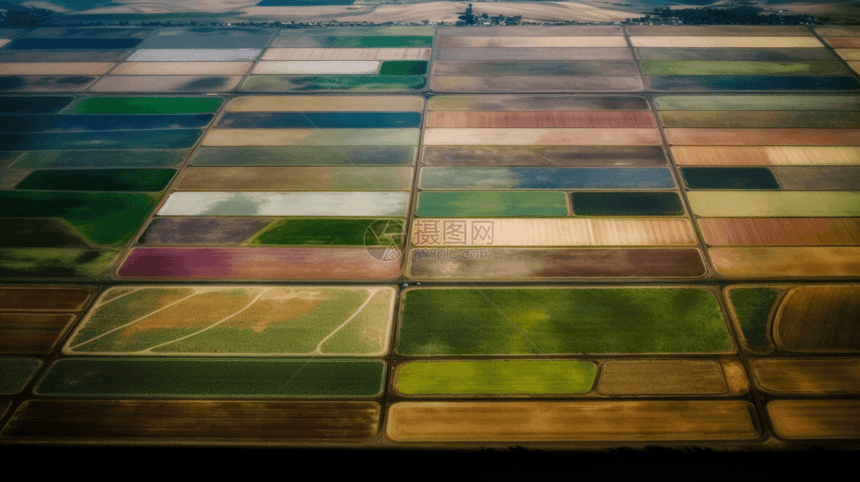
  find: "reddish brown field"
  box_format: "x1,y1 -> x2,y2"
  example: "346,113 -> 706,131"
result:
426,111 -> 657,128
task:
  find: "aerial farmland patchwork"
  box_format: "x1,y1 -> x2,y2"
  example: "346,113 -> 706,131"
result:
0,23 -> 858,451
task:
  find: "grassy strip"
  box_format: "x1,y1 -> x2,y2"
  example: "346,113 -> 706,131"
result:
728,287 -> 780,352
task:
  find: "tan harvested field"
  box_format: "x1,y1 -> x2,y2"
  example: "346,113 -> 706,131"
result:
597,360 -> 728,395
436,48 -> 633,61
836,49 -> 860,60
709,247 -> 860,278
110,62 -> 253,76
0,62 -> 115,75
423,128 -> 662,146
671,146 -> 860,166
224,95 -> 424,112
0,39 -> 9,48
753,359 -> 860,394
426,111 -> 656,128
630,37 -> 824,48
438,36 -> 628,48
440,26 -> 622,37
410,218 -> 697,247
386,401 -> 758,441
90,75 -> 243,93
262,48 -> 431,61
816,26 -> 860,37
699,218 -> 860,247
824,37 -> 860,48
768,400 -> 860,439
430,75 -> 644,93
776,285 -> 860,352
626,26 -> 813,36
665,129 -> 860,146
850,62 -> 860,75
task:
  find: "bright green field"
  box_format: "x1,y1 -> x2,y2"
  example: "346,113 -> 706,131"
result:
727,287 -> 781,352
68,97 -> 223,114
250,218 -> 404,246
396,360 -> 596,396
397,288 -> 732,355
416,192 -> 569,217
35,358 -> 384,398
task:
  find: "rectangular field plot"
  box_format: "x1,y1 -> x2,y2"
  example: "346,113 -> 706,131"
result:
394,361 -> 597,397
176,167 -> 413,191
63,286 -> 396,355
90,76 -> 243,93
421,146 -> 666,166
191,146 -> 416,166
0,76 -> 98,93
1,400 -> 381,444
397,287 -> 730,355
432,27 -> 641,92
140,28 -> 274,49
411,218 -> 696,247
408,248 -> 706,279
35,359 -> 385,398
11,150 -> 190,169
0,63 -> 115,75
110,62 -> 253,76
386,401 -> 759,442
419,167 -> 674,190
119,247 -> 402,279
137,218 -> 403,247
67,96 -> 223,114
127,49 -> 262,62
767,400 -> 860,439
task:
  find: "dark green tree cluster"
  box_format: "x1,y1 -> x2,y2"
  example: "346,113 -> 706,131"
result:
458,3 -> 478,25
457,3 -> 522,27
650,6 -> 818,25
0,6 -> 54,27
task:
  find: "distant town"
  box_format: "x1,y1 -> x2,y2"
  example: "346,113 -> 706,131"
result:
0,3 -> 834,28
